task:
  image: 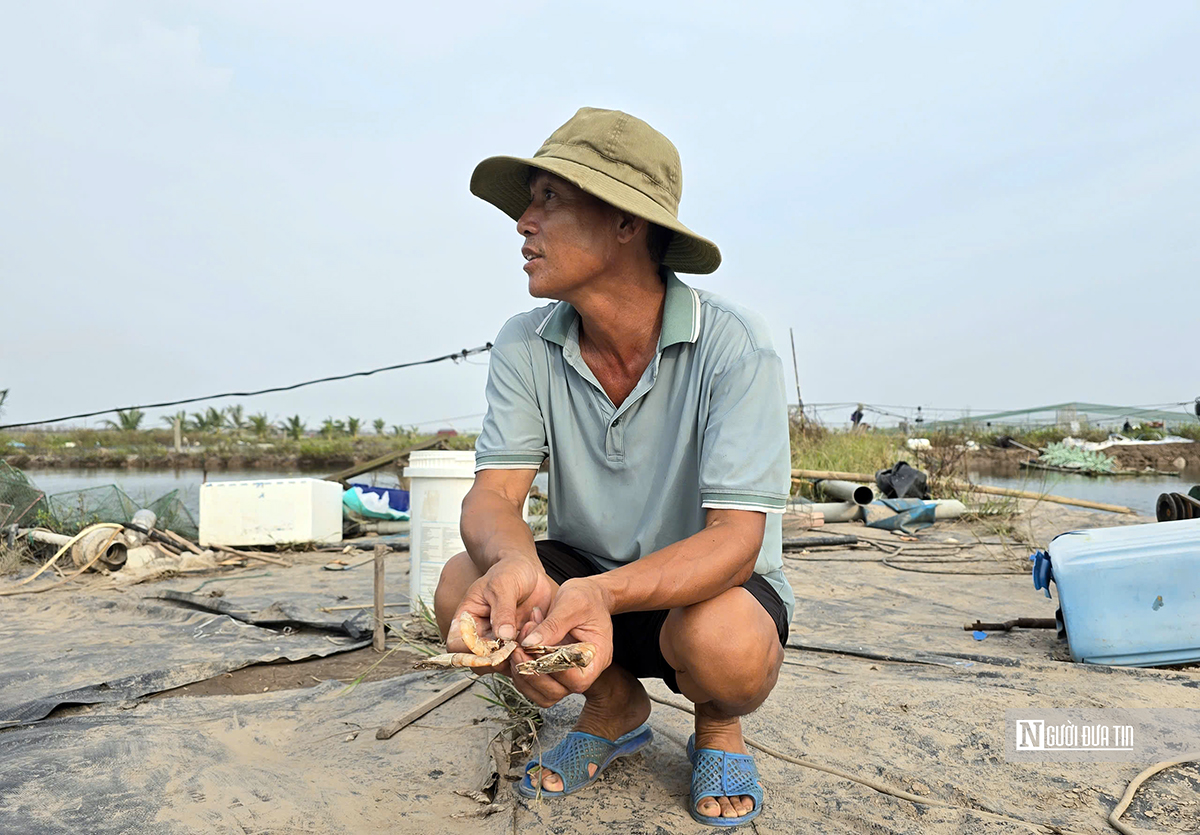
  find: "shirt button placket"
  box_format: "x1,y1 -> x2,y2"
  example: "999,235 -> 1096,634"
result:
609,415 -> 624,460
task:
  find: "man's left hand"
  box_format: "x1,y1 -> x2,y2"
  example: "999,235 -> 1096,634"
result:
507,577 -> 614,707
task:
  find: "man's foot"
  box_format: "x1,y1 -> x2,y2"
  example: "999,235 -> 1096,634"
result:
692,702 -> 758,819
534,666 -> 652,792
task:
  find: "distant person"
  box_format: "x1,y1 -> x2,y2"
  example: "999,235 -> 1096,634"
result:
1123,420 -> 1133,433
850,404 -> 864,429
434,108 -> 789,825
915,406 -> 925,426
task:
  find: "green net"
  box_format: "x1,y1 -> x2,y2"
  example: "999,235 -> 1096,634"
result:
0,461 -> 49,528
1038,442 -> 1117,474
144,489 -> 199,541
48,485 -> 139,535
46,485 -> 200,540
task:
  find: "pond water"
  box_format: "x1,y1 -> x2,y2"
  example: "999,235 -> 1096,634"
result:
970,468 -> 1197,517
20,467 -> 1196,520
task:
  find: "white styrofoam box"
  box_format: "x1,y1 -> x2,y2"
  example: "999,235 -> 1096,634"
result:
199,478 -> 343,547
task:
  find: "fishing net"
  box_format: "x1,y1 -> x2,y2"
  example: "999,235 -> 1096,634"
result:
47,485 -> 199,540
48,486 -> 139,535
143,490 -> 199,541
0,462 -> 49,528
1038,442 -> 1116,474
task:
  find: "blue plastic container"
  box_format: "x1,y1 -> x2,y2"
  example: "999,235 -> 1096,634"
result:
1032,518 -> 1200,666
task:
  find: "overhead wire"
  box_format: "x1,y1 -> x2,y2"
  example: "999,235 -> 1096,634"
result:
0,343 -> 493,430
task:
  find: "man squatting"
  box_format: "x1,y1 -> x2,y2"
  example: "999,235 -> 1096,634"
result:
434,107 -> 793,827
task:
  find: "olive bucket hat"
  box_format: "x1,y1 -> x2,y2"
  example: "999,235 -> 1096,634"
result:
470,107 -> 721,274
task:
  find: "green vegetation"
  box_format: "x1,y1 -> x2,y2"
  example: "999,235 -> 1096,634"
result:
103,408 -> 145,431
0,402 -> 474,470
791,424 -> 901,474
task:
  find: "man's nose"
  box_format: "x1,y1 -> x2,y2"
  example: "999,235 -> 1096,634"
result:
517,204 -> 538,237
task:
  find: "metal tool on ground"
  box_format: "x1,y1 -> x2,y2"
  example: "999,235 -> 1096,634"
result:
963,619 -> 1057,632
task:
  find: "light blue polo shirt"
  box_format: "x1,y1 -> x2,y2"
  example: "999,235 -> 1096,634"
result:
475,269 -> 794,621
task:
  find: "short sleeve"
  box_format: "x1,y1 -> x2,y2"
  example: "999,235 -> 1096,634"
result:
699,349 -> 790,513
474,317 -> 548,472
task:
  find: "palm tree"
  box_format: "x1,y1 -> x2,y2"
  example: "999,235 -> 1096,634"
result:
160,410 -> 187,430
205,406 -> 226,432
320,417 -> 340,439
103,409 -> 144,431
373,418 -> 386,436
248,413 -> 272,437
346,417 -> 362,438
189,407 -> 225,433
280,415 -> 306,440
226,404 -> 246,433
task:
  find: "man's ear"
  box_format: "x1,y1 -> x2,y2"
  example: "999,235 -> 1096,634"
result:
614,211 -> 647,244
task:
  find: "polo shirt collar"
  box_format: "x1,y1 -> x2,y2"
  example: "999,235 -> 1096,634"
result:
534,267 -> 701,350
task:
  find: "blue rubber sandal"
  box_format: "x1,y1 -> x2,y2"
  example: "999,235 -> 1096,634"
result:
687,734 -> 764,827
518,723 -> 653,798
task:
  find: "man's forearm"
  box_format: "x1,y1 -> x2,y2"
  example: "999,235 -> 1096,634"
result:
459,486 -> 540,574
588,510 -> 764,615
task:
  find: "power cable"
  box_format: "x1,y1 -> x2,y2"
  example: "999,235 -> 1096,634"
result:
0,343 -> 493,430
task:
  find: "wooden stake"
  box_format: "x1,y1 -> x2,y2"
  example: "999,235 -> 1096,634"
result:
375,676 -> 476,740
373,547 -> 386,652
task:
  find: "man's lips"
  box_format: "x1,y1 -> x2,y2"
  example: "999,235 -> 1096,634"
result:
521,246 -> 543,262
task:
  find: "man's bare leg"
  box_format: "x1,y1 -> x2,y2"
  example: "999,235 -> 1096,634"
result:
660,587 -> 783,820
433,553 -> 651,793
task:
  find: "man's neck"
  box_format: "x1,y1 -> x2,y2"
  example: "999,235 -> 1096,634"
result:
567,264 -> 665,371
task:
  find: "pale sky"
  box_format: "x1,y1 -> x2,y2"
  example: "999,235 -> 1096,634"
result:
3,1 -> 1197,431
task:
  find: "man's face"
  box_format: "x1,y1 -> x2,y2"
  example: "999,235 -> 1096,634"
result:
517,171 -> 620,300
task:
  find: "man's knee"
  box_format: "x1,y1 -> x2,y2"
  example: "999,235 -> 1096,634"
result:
433,551 -> 480,639
662,589 -> 782,704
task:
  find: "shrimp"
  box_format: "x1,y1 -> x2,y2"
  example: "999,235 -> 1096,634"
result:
414,612 -> 596,675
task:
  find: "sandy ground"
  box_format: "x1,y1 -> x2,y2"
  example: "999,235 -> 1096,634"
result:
2,502 -> 1199,834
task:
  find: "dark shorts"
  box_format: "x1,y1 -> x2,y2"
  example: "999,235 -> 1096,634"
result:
535,540 -> 790,694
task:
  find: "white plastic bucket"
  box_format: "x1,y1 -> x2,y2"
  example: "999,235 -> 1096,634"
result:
403,451 -> 478,611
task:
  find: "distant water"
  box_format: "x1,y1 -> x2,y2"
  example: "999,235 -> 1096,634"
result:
21,467 -> 1195,520
970,469 -> 1197,517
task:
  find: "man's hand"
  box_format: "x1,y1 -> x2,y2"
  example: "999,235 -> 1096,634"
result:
447,557 -> 554,667
507,577 -> 615,707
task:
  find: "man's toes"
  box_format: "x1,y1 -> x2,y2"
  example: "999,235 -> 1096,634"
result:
735,794 -> 754,815
717,795 -> 738,817
697,797 -> 721,817
541,770 -> 564,791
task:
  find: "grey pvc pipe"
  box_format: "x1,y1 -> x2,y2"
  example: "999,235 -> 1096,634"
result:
802,502 -> 863,523
817,480 -> 875,506
24,530 -> 72,548
797,499 -> 968,525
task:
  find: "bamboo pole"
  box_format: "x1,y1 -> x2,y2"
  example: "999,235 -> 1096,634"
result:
790,469 -> 1136,515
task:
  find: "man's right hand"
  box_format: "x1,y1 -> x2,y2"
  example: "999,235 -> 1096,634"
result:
446,555 -> 554,658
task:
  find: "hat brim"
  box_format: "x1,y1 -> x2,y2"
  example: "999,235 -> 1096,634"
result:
470,155 -> 722,274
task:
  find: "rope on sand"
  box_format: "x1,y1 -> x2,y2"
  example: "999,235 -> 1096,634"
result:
1107,756 -> 1199,835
